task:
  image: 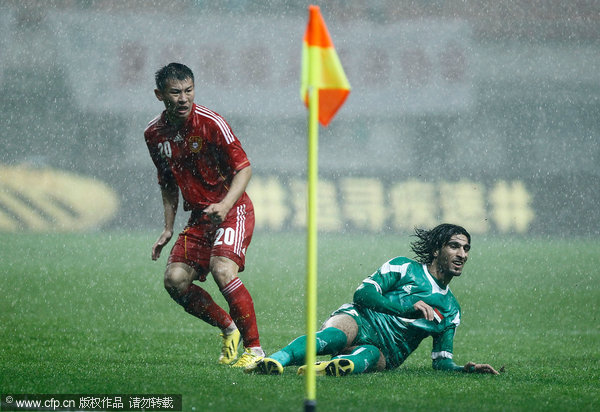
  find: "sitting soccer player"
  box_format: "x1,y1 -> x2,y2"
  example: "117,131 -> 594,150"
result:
247,224 -> 500,376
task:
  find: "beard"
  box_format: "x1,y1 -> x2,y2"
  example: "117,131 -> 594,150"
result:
437,259 -> 464,278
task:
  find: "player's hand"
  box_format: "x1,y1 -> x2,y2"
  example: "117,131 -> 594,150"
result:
203,203 -> 228,225
464,361 -> 500,375
152,229 -> 173,260
413,300 -> 435,321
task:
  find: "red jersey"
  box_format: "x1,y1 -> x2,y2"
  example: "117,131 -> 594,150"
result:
144,103 -> 251,211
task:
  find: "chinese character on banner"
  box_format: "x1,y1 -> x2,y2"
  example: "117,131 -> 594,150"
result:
340,178 -> 387,231
247,176 -> 290,230
290,179 -> 342,231
489,180 -> 534,233
439,180 -> 488,234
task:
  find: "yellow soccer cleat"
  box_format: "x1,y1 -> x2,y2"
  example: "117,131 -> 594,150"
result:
245,358 -> 284,375
231,348 -> 264,368
297,359 -> 354,377
218,329 -> 241,365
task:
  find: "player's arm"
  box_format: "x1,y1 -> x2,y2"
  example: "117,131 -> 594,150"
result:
353,281 -> 424,318
204,165 -> 251,224
431,328 -> 500,374
353,260 -> 437,320
433,359 -> 499,374
145,131 -> 179,260
462,362 -> 500,374
152,177 -> 179,260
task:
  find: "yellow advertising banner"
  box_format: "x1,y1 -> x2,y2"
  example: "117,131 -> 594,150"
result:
0,166 -> 119,232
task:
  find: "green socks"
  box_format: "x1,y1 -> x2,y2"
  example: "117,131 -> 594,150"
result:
270,327 -> 348,366
333,344 -> 380,374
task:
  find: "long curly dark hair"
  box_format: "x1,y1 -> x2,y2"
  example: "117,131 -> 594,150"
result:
410,223 -> 471,264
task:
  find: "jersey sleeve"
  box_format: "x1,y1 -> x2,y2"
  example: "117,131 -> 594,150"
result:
144,131 -> 175,187
209,113 -> 250,173
227,138 -> 251,173
365,257 -> 410,291
353,258 -> 422,318
353,283 -> 420,317
432,357 -> 463,372
431,326 -> 463,371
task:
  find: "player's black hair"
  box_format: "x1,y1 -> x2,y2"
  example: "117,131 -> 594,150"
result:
410,223 -> 471,264
155,62 -> 194,91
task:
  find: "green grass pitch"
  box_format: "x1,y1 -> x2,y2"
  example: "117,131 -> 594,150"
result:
1,231 -> 599,411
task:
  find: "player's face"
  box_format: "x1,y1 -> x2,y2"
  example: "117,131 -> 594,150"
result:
155,77 -> 195,124
435,234 -> 470,278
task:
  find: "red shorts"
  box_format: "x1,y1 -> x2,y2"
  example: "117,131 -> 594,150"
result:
168,202 -> 255,281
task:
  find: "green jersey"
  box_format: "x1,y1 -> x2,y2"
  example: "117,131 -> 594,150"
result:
334,256 -> 461,369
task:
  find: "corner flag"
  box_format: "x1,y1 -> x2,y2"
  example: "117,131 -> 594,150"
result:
301,5 -> 350,412
301,5 -> 351,126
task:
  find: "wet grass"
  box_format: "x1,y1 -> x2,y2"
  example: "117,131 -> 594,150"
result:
1,231 -> 599,411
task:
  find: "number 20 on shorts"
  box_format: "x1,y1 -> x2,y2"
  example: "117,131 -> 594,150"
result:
214,227 -> 236,246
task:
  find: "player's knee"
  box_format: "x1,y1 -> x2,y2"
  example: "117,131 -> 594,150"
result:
164,267 -> 192,297
209,257 -> 238,288
322,314 -> 358,346
376,351 -> 386,371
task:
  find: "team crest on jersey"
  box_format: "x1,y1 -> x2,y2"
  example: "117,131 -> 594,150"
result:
188,136 -> 202,153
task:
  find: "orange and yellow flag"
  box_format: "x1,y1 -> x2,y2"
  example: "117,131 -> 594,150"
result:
301,5 -> 350,126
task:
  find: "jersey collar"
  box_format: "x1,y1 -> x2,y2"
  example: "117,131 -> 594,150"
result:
422,264 -> 449,295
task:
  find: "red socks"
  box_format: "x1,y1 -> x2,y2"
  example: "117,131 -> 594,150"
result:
221,277 -> 260,348
181,284 -> 232,329
178,278 -> 260,349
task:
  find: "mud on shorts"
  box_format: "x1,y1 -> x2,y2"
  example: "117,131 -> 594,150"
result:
168,203 -> 255,281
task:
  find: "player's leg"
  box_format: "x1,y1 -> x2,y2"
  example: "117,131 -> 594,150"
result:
165,233 -> 240,364
299,305 -> 387,376
332,344 -> 383,373
164,262 -> 233,329
321,313 -> 359,344
209,205 -> 264,368
268,326 -> 350,366
291,315 -> 359,376
247,314 -> 358,374
210,255 -> 263,367
297,345 -> 381,376
273,315 -> 357,366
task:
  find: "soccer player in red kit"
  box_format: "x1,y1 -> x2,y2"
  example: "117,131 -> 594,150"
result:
144,63 -> 264,367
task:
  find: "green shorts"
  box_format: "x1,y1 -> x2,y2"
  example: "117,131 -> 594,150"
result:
330,303 -> 411,369
329,303 -> 384,351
